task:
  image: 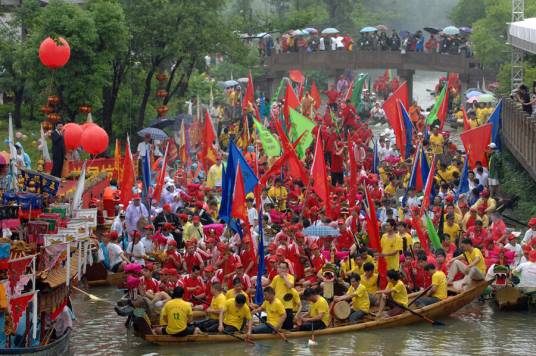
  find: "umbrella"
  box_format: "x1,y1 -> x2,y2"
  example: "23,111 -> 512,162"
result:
291,29 -> 308,36
376,25 -> 388,32
360,26 -> 378,33
478,94 -> 496,103
304,27 -> 318,34
149,118 -> 176,129
256,32 -> 271,38
442,26 -> 460,35
460,27 -> 472,34
466,96 -> 479,104
303,225 -> 340,237
423,27 -> 441,34
217,80 -> 239,88
321,27 -> 339,34
465,90 -> 482,98
138,127 -> 168,141
237,77 -> 249,84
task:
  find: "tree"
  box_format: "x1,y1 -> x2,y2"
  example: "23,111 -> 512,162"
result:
449,0 -> 486,27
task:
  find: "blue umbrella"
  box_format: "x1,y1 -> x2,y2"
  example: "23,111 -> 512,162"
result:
137,127 -> 168,141
443,26 -> 460,35
360,26 -> 378,33
460,27 -> 472,34
304,27 -> 318,34
465,90 -> 482,98
303,225 -> 340,237
321,27 -> 339,35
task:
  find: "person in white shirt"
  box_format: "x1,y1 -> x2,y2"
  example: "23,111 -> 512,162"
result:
513,250 -> 536,290
137,134 -> 153,177
505,234 -> 524,266
100,233 -> 128,272
474,166 -> 488,188
319,37 -> 325,51
127,231 -> 147,266
246,198 -> 257,226
522,218 -> 536,245
125,194 -> 149,233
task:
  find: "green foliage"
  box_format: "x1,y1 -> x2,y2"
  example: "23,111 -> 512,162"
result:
449,0 -> 486,27
497,60 -> 536,95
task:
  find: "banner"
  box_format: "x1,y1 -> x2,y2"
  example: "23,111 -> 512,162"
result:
253,119 -> 281,157
289,108 -> 316,158
9,293 -> 33,331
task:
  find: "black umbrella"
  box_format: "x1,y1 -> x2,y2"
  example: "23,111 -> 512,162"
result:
149,118 -> 176,129
423,27 -> 441,34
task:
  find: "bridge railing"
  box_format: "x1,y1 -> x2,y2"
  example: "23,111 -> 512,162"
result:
501,98 -> 536,181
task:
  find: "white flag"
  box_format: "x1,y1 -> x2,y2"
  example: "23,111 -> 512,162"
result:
72,160 -> 87,212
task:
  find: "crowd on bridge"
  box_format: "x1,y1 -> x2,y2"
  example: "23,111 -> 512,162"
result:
104,66 -> 536,340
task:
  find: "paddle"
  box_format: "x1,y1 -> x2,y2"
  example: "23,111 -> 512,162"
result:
255,313 -> 288,342
408,285 -> 434,307
73,286 -> 112,304
223,330 -> 255,345
308,322 -> 317,346
392,301 -> 445,326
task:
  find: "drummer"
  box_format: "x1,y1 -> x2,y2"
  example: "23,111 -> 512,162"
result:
251,287 -> 287,334
333,274 -> 370,322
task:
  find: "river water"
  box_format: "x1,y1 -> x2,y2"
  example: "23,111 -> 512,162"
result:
69,72 -> 535,356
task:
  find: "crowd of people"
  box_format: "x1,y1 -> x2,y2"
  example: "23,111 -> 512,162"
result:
102,72 -> 536,340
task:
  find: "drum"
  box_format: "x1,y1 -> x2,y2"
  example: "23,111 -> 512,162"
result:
333,301 -> 351,320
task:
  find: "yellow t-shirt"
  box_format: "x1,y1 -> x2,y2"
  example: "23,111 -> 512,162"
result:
160,298 -> 192,334
270,274 -> 295,309
208,293 -> 227,320
267,186 -> 288,210
381,233 -> 403,271
207,163 -> 223,188
223,298 -> 252,330
340,258 -> 359,276
429,134 -> 444,154
289,288 -> 302,312
262,298 -> 286,328
347,284 -> 370,313
361,273 -> 379,293
466,247 -> 486,274
309,296 -> 330,327
225,289 -> 250,303
431,271 -> 448,300
399,232 -> 412,251
384,183 -> 396,197
442,222 -> 460,243
387,280 -> 408,307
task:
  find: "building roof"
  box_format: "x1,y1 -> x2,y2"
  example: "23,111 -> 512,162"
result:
509,17 -> 536,54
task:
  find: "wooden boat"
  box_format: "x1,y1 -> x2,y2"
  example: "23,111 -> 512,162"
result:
139,280 -> 492,345
494,286 -> 536,311
0,330 -> 70,355
86,262 -> 125,287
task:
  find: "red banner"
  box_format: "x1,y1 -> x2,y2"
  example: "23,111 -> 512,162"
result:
8,258 -> 32,294
10,293 -> 33,331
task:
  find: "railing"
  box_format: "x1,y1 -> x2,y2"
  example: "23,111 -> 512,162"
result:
501,98 -> 536,181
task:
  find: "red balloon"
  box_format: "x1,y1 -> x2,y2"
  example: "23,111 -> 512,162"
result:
81,125 -> 109,155
39,37 -> 71,69
81,122 -> 96,131
63,123 -> 83,150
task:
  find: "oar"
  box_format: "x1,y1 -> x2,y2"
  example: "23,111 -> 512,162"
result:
256,313 -> 288,343
408,285 -> 434,307
308,322 -> 317,346
392,301 -> 445,326
72,286 -> 112,303
223,330 -> 255,345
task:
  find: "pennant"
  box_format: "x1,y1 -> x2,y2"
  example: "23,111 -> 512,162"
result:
372,140 -> 380,174
8,257 -> 32,294
253,119 -> 281,157
348,137 -> 357,208
242,70 -> 254,112
460,123 -> 493,168
351,73 -> 368,112
383,83 -> 408,152
283,82 -> 300,128
141,154 -> 151,202
152,143 -> 169,203
231,165 -> 248,223
120,136 -> 135,206
426,84 -> 447,126
311,130 -> 330,215
178,119 -> 188,163
364,185 -> 386,288
271,78 -> 285,106
424,213 -> 442,250
411,213 -> 430,255
289,108 -> 316,158
9,293 -> 33,331
201,111 -> 218,171
462,106 -> 471,131
254,208 -> 265,305
487,99 -> 503,151
72,161 -> 87,211
43,243 -> 67,270
273,120 -> 309,185
310,81 -> 321,110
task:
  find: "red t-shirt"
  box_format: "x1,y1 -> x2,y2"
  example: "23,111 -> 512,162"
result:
331,152 -> 344,173
325,90 -> 339,104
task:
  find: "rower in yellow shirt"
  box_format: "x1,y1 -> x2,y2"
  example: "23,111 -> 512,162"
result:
251,287 -> 287,333
334,274 -> 370,322
219,294 -> 253,335
446,238 -> 486,289
225,278 -> 250,303
198,283 -> 226,332
442,213 -> 461,243
415,264 -> 448,307
360,262 -> 379,296
296,288 -> 330,330
377,270 -> 409,318
156,286 -> 200,336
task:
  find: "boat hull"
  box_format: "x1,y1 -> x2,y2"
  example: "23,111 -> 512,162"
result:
142,280 -> 491,345
0,330 -> 70,356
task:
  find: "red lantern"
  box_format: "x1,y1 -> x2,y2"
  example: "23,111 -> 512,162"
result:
156,89 -> 168,98
79,105 -> 92,114
40,106 -> 54,114
157,105 -> 169,117
156,73 -> 168,82
39,37 -> 71,69
48,95 -> 60,106
63,123 -> 83,150
81,125 -> 109,155
47,113 -> 61,122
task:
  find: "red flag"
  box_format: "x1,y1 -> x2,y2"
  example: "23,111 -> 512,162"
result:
462,106 -> 471,131
259,150 -> 289,185
395,81 -> 409,111
311,130 -> 330,215
231,165 -> 248,223
289,69 -> 305,84
201,111 -> 217,171
259,131 -> 307,185
411,213 -> 431,255
383,95 -> 403,152
166,138 -> 178,164
152,143 -> 169,203
364,185 -> 387,288
438,88 -> 449,130
344,80 -> 354,102
348,136 -> 357,208
112,139 -> 121,181
311,81 -> 321,110
460,123 -> 493,168
273,119 -> 309,185
9,293 -> 33,331
283,82 -> 300,129
242,70 -> 254,112
120,137 -> 134,206
420,156 -> 436,216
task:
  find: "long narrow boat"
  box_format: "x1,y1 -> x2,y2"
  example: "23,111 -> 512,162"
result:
0,330 -> 70,356
139,280 -> 491,345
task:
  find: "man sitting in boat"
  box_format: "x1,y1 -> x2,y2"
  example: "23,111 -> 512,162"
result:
446,238 -> 486,290
414,264 -> 448,307
295,288 -> 330,331
251,287 -> 286,334
218,294 -> 253,335
376,270 -> 408,318
333,273 -> 370,322
513,250 -> 536,293
361,262 -> 379,305
154,286 -> 201,336
99,231 -> 129,273
197,282 -> 226,332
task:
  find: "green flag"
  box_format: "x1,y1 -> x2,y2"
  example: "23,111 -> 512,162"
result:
351,73 -> 368,112
253,119 -> 281,157
426,84 -> 447,125
424,213 -> 442,250
289,108 -> 316,159
271,78 -> 285,106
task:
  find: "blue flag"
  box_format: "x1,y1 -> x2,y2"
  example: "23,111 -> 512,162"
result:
399,101 -> 413,159
229,219 -> 243,240
141,154 -> 151,203
254,208 -> 265,305
219,141 -> 259,223
456,155 -> 470,202
372,140 -> 380,174
487,99 -> 503,151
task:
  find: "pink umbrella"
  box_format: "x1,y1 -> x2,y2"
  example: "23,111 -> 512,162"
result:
466,96 -> 479,103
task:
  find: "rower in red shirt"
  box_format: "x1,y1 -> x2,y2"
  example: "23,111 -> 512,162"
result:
335,219 -> 354,251
140,263 -> 160,294
465,220 -> 488,248
182,265 -> 206,304
183,240 -> 204,273
162,240 -> 182,272
310,243 -> 327,273
216,243 -> 240,288
239,239 -> 257,277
